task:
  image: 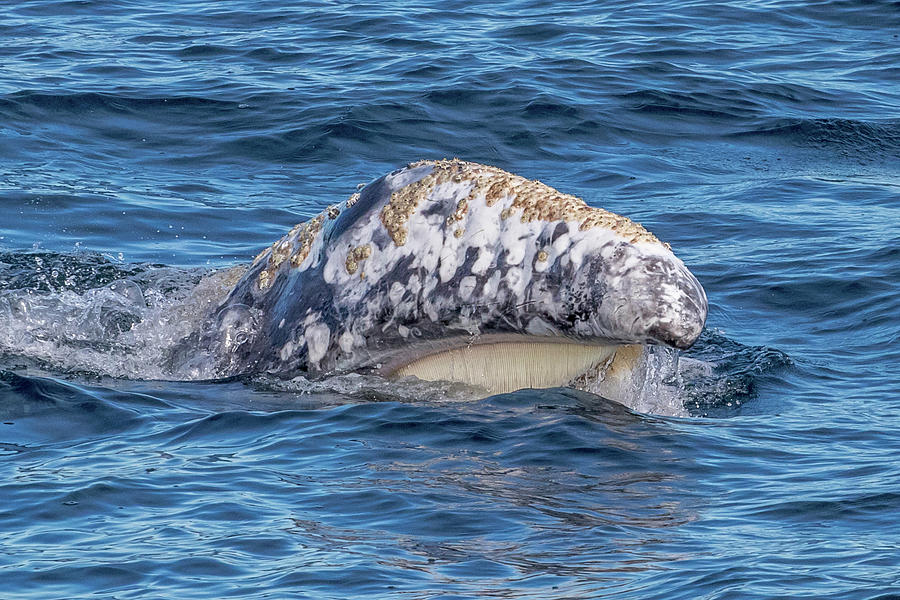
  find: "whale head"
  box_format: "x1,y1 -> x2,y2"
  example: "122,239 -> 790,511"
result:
211,160 -> 707,395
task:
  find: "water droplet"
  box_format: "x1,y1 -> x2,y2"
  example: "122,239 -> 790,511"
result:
107,280 -> 145,306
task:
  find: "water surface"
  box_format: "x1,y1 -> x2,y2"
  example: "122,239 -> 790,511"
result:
1,1 -> 899,598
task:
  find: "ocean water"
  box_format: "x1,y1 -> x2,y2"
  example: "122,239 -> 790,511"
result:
2,0 -> 899,598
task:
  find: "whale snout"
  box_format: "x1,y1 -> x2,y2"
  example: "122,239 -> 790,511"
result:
646,267 -> 707,349
596,246 -> 707,350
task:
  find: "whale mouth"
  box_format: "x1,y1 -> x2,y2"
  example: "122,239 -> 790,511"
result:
386,337 -> 643,396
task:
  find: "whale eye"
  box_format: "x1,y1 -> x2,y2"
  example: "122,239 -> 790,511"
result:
217,304 -> 256,350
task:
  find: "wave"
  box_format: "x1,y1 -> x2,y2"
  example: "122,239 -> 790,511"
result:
0,90 -> 240,115
0,370 -> 154,445
3,78 -> 897,171
734,117 -> 900,155
681,331 -> 792,416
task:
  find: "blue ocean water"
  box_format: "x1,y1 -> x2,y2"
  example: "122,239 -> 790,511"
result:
1,0 -> 899,598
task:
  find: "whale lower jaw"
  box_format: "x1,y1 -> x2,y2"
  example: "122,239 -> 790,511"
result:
389,339 -> 644,397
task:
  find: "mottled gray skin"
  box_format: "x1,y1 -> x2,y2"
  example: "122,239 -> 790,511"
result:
195,161 -> 707,380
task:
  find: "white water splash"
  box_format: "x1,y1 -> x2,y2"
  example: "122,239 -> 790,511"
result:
577,345 -> 713,417
0,264 -> 244,380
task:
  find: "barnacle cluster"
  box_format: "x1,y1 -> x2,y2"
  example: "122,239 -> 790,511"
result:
344,244 -> 372,275
257,214 -> 325,290
382,159 -> 660,247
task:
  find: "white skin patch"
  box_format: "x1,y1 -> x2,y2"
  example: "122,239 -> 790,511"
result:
279,340 -> 295,362
407,274 -> 421,296
465,213 -> 501,247
458,276 -> 477,302
471,247 -> 495,276
314,166 -> 662,359
339,331 -> 355,353
389,281 -> 406,305
438,244 -> 459,283
305,324 -> 331,366
500,223 -> 530,265
552,231 -> 572,255
424,301 -> 439,322
504,268 -> 525,296
483,270 -> 501,299
418,238 -> 441,274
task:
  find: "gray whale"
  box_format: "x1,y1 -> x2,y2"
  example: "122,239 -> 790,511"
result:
185,160 -> 707,398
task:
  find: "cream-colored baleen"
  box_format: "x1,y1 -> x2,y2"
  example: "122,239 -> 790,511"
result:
392,341 -> 643,395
